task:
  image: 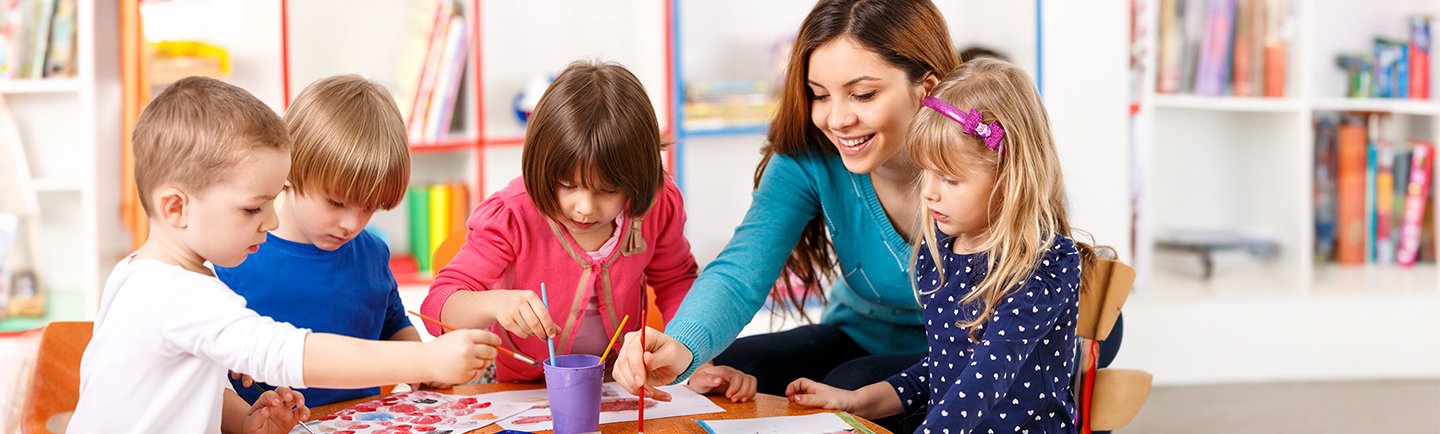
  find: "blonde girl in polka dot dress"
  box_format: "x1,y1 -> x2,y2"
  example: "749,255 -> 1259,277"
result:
787,57 -> 1096,434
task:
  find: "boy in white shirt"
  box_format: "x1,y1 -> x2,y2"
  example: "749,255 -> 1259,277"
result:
70,77 -> 500,434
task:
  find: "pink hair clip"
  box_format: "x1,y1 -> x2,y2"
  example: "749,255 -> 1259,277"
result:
921,96 -> 1005,154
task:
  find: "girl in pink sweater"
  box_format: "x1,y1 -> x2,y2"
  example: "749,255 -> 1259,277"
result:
421,60 -> 755,400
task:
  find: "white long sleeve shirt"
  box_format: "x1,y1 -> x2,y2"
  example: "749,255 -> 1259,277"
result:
70,256 -> 309,433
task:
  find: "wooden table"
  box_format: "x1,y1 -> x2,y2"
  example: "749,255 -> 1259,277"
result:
307,382 -> 891,434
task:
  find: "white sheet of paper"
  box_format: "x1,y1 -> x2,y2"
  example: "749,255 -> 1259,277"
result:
695,412 -> 857,434
289,390 -> 532,434
496,382 -> 725,432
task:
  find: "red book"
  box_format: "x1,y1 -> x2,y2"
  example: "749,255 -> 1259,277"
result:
1336,119 -> 1368,264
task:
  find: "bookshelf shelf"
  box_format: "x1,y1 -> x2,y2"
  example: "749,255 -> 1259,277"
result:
0,78 -> 83,94
679,123 -> 768,137
1139,0 -> 1440,298
1310,97 -> 1440,116
1151,94 -> 1304,113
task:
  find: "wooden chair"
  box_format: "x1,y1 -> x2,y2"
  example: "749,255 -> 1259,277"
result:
1075,252 -> 1151,433
21,321 -> 92,434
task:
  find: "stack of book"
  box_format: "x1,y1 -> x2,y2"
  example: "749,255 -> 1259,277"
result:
405,182 -> 470,277
0,0 -> 78,79
1335,18 -> 1432,100
1314,113 -> 1435,267
1156,0 -> 1290,97
395,0 -> 470,146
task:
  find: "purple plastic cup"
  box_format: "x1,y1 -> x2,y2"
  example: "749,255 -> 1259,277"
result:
543,354 -> 604,434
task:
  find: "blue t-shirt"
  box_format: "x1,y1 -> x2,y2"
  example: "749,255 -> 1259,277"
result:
217,230 -> 412,406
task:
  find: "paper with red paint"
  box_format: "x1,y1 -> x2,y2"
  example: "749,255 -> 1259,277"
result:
495,382 -> 724,432
289,390 -> 531,434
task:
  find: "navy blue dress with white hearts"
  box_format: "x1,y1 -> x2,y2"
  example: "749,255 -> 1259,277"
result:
884,233 -> 1081,434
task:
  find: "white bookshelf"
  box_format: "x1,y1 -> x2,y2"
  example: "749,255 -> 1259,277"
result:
1139,0 -> 1440,295
1129,0 -> 1440,385
5,0 -> 126,320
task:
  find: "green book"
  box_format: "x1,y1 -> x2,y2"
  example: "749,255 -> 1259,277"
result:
408,185 -> 431,273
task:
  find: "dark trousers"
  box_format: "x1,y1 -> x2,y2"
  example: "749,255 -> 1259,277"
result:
711,324 -> 925,433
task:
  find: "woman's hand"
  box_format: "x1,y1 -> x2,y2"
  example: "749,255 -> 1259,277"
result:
613,327 -> 694,402
685,362 -> 757,402
487,289 -> 559,339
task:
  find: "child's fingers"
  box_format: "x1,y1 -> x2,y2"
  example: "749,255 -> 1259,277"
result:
523,296 -> 559,338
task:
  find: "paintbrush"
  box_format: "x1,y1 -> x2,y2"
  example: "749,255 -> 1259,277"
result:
407,310 -> 541,365
248,382 -> 319,434
540,283 -> 557,363
597,315 -> 629,365
639,307 -> 646,434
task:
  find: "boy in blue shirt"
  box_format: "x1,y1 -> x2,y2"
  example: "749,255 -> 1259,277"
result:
219,74 -> 433,406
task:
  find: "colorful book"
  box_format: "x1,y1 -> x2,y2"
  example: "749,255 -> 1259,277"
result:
424,14 -> 468,143
1398,141 -> 1433,266
1261,0 -> 1286,97
408,185 -> 431,273
1179,0 -> 1207,93
428,184 -> 451,264
1376,140 -> 1394,264
1393,149 -> 1412,255
1314,117 -> 1338,262
42,0 -> 74,77
1411,16 -> 1431,100
448,182 -> 468,237
1335,116 -> 1367,265
394,0 -> 447,129
1364,132 -> 1377,262
1157,0 -> 1182,93
408,6 -> 455,144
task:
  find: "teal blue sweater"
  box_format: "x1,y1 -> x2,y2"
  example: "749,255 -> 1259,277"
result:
666,151 -> 926,381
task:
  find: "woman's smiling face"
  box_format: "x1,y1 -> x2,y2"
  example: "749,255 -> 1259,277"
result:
808,36 -> 931,174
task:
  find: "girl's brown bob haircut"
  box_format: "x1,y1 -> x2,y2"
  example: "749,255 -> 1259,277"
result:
523,60 -> 666,219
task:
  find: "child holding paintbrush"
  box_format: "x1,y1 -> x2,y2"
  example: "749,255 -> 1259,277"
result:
420,60 -> 755,402
71,77 -> 499,434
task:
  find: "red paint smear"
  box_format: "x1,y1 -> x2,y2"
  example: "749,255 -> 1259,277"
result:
513,415 -> 553,425
413,415 -> 442,425
459,397 -> 478,405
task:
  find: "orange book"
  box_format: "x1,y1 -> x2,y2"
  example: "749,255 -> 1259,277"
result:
1335,118 -> 1368,264
1261,0 -> 1287,97
448,182 -> 468,236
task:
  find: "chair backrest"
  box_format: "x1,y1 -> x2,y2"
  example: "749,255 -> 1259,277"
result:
1075,252 -> 1149,433
1077,253 -> 1136,341
21,321 -> 93,434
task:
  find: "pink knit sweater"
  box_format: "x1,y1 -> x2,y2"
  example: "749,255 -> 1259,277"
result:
421,176 -> 698,381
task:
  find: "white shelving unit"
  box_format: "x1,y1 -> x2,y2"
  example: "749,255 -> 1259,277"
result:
4,0 -> 126,319
1128,0 -> 1440,385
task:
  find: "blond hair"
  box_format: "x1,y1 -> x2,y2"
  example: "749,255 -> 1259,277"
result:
907,58 -> 1093,341
523,60 -> 665,219
284,74 -> 410,210
133,76 -> 290,217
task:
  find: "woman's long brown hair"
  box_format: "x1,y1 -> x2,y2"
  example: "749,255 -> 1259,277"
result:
756,0 -> 959,318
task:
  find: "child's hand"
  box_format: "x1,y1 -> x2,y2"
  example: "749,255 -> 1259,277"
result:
613,327 -> 694,402
407,380 -> 453,392
242,386 -> 309,434
685,362 -> 757,402
489,289 -> 560,339
229,370 -> 255,388
786,378 -> 857,412
422,329 -> 500,384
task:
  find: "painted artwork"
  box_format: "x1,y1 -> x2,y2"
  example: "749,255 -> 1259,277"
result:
694,412 -> 858,434
495,382 -> 725,432
289,390 -> 531,434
